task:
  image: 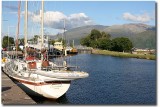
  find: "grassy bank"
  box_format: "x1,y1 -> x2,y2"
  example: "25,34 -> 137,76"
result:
92,49 -> 156,60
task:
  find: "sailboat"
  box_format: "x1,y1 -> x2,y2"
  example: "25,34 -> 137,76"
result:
3,1 -> 89,99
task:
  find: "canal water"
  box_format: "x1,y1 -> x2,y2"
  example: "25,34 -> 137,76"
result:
32,54 -> 157,104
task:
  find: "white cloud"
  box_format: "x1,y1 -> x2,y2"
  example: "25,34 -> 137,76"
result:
21,11 -> 34,17
122,12 -> 152,23
28,10 -> 94,30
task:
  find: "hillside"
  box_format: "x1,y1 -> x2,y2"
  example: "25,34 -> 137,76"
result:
50,25 -> 107,44
64,25 -> 107,44
103,23 -> 152,38
50,23 -> 156,49
129,30 -> 156,49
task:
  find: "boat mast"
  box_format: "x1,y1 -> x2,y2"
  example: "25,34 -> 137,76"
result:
16,1 -> 21,58
24,0 -> 28,58
72,40 -> 74,47
63,19 -> 67,56
64,19 -> 66,43
41,0 -> 44,61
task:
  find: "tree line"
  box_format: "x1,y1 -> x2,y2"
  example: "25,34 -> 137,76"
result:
2,36 -> 15,49
80,29 -> 133,52
2,36 -> 25,51
2,35 -> 59,50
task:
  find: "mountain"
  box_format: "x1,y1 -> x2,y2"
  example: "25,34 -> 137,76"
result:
50,25 -> 107,44
103,23 -> 153,38
129,30 -> 156,49
50,23 -> 156,49
63,25 -> 107,44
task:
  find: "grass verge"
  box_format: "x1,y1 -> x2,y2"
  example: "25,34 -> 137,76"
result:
92,49 -> 156,60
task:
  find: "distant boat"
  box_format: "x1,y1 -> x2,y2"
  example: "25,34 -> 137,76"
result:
66,47 -> 78,55
3,0 -> 89,99
53,41 -> 78,55
53,41 -> 64,52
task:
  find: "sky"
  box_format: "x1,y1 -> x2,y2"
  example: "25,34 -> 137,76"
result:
1,1 -> 156,39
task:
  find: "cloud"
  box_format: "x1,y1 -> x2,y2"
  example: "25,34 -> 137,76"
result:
21,11 -> 34,17
67,13 -> 94,28
28,11 -> 94,30
122,12 -> 152,23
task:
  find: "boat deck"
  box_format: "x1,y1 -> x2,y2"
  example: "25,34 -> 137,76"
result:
4,68 -> 38,81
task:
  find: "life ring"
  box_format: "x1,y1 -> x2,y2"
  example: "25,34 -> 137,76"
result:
2,57 -> 6,63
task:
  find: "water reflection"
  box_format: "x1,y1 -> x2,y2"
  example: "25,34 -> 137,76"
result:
57,94 -> 71,104
34,94 -> 71,104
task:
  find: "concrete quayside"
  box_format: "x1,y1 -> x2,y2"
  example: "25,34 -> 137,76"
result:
1,71 -> 36,105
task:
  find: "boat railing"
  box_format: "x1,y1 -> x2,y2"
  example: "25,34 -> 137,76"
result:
41,66 -> 52,71
51,65 -> 79,71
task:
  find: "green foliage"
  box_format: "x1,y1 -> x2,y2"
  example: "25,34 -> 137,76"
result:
90,40 -> 99,48
33,35 -> 39,41
80,35 -> 91,47
93,49 -> 156,60
111,37 -> 133,52
101,31 -> 111,39
2,36 -> 15,49
80,29 -> 133,52
90,29 -> 102,40
98,38 -> 112,50
80,29 -> 111,48
18,38 -> 24,44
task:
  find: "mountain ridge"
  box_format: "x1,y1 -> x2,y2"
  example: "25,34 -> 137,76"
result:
50,23 -> 156,49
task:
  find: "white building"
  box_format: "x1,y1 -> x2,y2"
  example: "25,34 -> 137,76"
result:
27,35 -> 49,50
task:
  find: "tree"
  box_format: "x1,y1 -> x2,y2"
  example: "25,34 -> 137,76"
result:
2,36 -> 15,49
101,31 -> 111,39
90,29 -> 102,40
90,40 -> 99,48
111,37 -> 133,52
98,38 -> 112,50
80,35 -> 91,47
80,29 -> 112,48
18,38 -> 24,45
33,35 -> 39,41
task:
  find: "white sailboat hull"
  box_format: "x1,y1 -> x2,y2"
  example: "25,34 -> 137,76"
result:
3,63 -> 71,99
3,59 -> 88,99
4,71 -> 71,99
22,81 -> 70,99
